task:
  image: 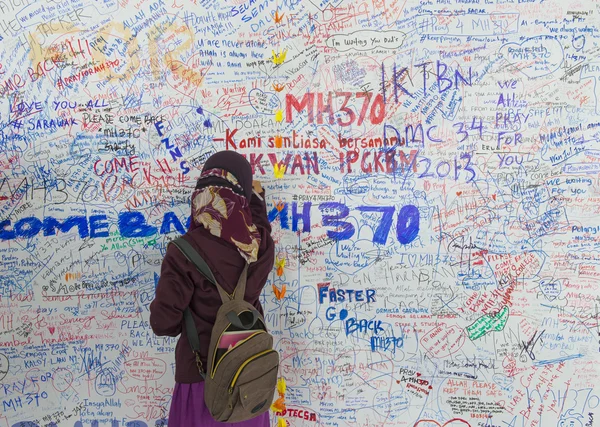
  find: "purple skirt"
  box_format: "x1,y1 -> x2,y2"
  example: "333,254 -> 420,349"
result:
168,382 -> 271,427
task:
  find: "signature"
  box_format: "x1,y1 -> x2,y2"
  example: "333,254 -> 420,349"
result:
520,329 -> 545,361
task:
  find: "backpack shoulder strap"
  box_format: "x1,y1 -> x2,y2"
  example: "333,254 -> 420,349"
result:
233,264 -> 249,302
171,237 -> 231,304
182,307 -> 206,379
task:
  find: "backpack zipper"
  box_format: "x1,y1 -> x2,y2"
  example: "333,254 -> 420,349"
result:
210,309 -> 263,377
228,349 -> 275,394
211,330 -> 265,378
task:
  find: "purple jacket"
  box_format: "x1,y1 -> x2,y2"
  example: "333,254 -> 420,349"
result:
149,191 -> 274,383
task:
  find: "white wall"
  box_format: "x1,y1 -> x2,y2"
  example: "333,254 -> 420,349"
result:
0,0 -> 599,425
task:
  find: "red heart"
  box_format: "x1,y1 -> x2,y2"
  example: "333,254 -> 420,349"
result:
48,327 -> 55,335
492,194 -> 497,201
416,372 -> 421,377
429,385 -> 433,389
456,191 -> 462,196
396,380 -> 401,384
165,52 -> 213,99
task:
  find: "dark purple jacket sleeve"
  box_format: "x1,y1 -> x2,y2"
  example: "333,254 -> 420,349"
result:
149,245 -> 195,337
247,190 -> 275,302
250,190 -> 271,234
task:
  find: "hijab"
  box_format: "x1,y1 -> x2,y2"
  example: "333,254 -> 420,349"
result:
189,152 -> 261,263
197,151 -> 253,199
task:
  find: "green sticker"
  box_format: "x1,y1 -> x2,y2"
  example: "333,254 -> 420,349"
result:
466,306 -> 509,340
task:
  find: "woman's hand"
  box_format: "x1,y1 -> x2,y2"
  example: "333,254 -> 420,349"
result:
252,180 -> 263,194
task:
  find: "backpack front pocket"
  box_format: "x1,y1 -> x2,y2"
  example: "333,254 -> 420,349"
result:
239,377 -> 277,414
229,349 -> 278,392
225,352 -> 279,423
205,331 -> 274,420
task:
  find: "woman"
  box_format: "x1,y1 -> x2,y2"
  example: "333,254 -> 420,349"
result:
150,151 -> 274,426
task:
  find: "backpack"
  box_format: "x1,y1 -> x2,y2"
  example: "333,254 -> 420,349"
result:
171,237 -> 279,423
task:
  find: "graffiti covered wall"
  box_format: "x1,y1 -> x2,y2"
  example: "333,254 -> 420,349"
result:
1,0 -> 599,425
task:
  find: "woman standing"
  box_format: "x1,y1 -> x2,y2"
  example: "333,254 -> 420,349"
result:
150,151 -> 274,426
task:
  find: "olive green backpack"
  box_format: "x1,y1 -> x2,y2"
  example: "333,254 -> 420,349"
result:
171,237 -> 279,422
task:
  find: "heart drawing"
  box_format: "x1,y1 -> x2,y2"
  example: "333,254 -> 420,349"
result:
414,418 -> 472,427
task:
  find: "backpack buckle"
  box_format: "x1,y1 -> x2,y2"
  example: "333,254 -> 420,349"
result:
195,352 -> 206,379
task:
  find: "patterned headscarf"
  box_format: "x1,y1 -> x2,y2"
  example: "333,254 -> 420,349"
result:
190,168 -> 261,263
